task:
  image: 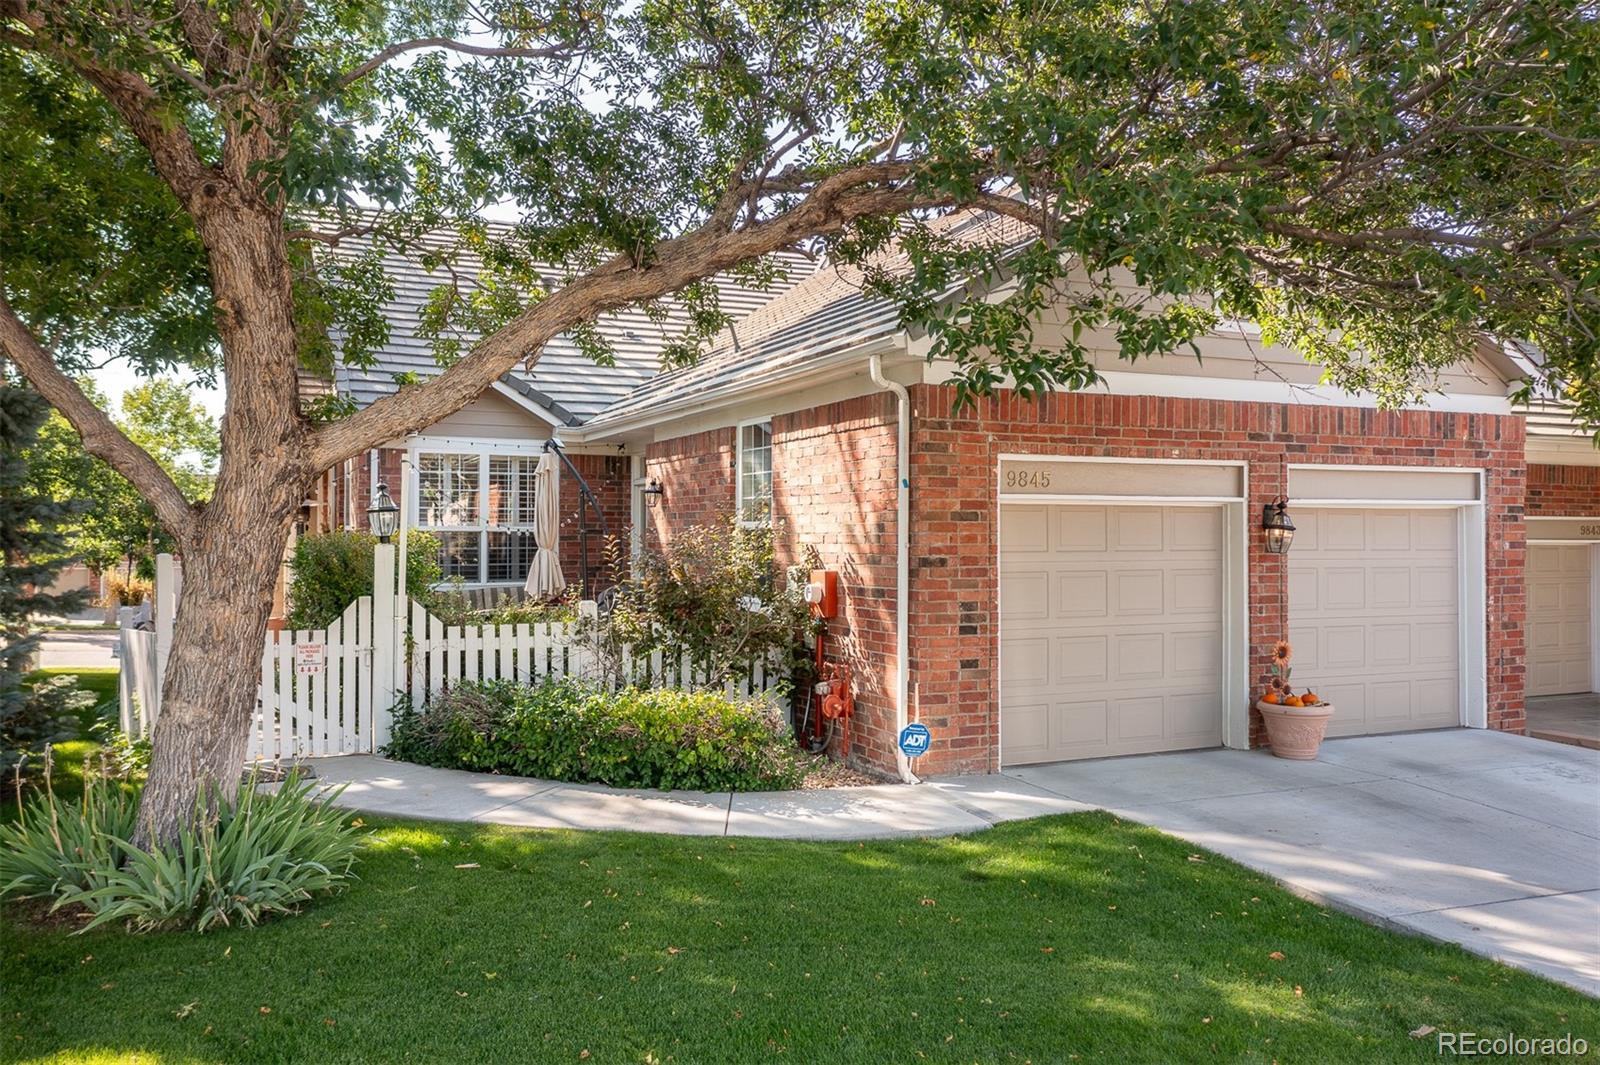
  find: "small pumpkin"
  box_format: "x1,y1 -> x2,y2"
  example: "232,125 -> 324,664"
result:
1301,691 -> 1320,705
1261,691 -> 1281,705
1284,695 -> 1305,707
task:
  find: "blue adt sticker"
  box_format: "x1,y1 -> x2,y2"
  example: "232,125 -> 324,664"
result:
898,722 -> 931,758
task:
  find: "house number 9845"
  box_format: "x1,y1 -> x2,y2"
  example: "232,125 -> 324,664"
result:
1004,468 -> 1053,490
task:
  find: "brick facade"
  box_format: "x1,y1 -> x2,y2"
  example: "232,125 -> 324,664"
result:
771,395 -> 900,770
558,453 -> 632,593
1526,462 -> 1600,517
643,428 -> 737,551
908,387 -> 1527,774
613,389 -> 1534,778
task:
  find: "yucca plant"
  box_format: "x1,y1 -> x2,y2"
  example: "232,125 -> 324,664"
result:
1,760 -> 362,932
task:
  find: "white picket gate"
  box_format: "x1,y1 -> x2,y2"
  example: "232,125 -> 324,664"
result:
121,551 -> 787,762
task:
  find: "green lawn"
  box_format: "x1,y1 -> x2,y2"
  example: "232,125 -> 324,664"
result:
5,813 -> 1596,1064
6,669 -> 126,817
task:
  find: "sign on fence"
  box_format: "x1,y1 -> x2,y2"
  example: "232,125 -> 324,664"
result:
295,643 -> 325,674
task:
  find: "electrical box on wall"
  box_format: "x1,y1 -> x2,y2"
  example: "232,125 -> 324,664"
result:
805,570 -> 839,618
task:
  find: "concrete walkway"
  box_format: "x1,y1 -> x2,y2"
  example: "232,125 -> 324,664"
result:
304,729 -> 1599,995
1527,692 -> 1600,750
37,630 -> 119,670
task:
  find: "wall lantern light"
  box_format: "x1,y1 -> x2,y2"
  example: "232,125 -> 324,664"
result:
642,478 -> 665,509
368,482 -> 400,543
1262,498 -> 1295,555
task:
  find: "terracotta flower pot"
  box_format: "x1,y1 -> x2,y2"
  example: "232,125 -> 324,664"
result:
1256,700 -> 1335,760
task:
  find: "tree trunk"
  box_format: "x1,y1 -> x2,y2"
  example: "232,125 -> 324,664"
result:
134,485 -> 300,846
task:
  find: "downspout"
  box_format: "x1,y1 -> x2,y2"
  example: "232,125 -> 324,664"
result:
868,352 -> 919,785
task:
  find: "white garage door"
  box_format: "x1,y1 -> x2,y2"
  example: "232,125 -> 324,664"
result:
1528,545 -> 1593,697
999,504 -> 1225,764
1289,508 -> 1460,736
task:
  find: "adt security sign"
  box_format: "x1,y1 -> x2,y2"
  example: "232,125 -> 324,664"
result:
898,722 -> 932,759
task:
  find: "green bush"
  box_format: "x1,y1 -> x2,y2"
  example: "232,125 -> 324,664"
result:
425,583 -> 580,628
385,679 -> 807,792
285,530 -> 442,630
0,766 -> 362,932
593,521 -> 814,685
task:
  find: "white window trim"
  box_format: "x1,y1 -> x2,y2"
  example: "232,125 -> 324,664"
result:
735,417 -> 774,529
405,437 -> 550,587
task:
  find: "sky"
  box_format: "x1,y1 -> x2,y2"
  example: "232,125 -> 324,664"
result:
87,357 -> 227,422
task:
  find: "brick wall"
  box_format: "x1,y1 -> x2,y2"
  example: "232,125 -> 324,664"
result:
559,453 -> 632,593
643,428 -> 737,551
908,386 -> 1527,775
1526,463 -> 1600,517
772,395 -> 900,773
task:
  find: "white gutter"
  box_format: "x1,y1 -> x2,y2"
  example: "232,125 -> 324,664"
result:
868,352 -> 918,785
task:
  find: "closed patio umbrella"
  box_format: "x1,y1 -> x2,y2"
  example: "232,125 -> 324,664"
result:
524,451 -> 567,598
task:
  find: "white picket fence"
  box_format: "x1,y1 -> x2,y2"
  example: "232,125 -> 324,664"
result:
121,551 -> 785,763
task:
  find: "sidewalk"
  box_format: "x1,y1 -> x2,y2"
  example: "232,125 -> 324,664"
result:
301,755 -> 1090,840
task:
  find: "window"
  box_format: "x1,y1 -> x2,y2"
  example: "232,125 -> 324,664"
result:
415,450 -> 544,584
738,421 -> 773,525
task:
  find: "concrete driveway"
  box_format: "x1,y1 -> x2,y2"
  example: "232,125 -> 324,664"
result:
989,730 -> 1599,995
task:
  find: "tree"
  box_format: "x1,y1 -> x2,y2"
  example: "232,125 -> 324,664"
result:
1,0 -> 1595,842
0,375 -> 93,774
25,377 -> 217,579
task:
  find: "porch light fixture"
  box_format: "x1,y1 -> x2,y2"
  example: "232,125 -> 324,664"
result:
642,478 -> 665,509
1262,498 -> 1295,555
368,482 -> 400,543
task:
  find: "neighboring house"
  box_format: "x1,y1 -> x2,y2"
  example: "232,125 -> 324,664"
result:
311,212 -> 1598,778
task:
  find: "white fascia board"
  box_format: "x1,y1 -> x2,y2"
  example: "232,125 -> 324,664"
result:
919,360 -> 1515,415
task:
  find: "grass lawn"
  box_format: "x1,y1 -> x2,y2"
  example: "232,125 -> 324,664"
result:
5,812 -> 1596,1064
6,669 -> 126,817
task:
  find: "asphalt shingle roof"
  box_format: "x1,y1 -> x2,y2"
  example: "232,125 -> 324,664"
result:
582,211 -> 1030,429
323,229 -> 814,424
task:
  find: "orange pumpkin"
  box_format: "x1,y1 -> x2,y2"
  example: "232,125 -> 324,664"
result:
1284,695 -> 1305,707
1261,691 -> 1281,705
1301,691 -> 1320,705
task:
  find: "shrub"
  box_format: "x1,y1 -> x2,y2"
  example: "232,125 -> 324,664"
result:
0,765 -> 361,932
286,530 -> 442,630
385,679 -> 807,792
593,522 -> 814,685
98,570 -> 152,608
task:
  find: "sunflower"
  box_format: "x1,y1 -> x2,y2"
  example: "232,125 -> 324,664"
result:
1270,675 -> 1287,692
1271,640 -> 1293,666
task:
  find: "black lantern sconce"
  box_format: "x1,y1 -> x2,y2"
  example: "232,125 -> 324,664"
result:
1262,498 -> 1295,555
368,482 -> 400,543
642,478 -> 665,509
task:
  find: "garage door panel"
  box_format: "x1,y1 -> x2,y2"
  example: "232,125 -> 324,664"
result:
1057,572 -> 1107,617
1001,571 -> 1050,619
1001,503 -> 1225,764
1058,636 -> 1109,684
1113,508 -> 1164,551
1000,636 -> 1051,688
1004,508 -> 1051,553
1055,507 -> 1107,551
1291,507 -> 1462,735
1114,570 -> 1163,614
1171,569 -> 1221,613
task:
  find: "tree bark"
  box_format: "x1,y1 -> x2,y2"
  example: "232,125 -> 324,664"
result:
134,496 -> 298,845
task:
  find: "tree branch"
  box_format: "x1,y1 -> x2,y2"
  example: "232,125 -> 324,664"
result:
0,289 -> 198,544
309,166 -> 989,468
331,37 -> 583,93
